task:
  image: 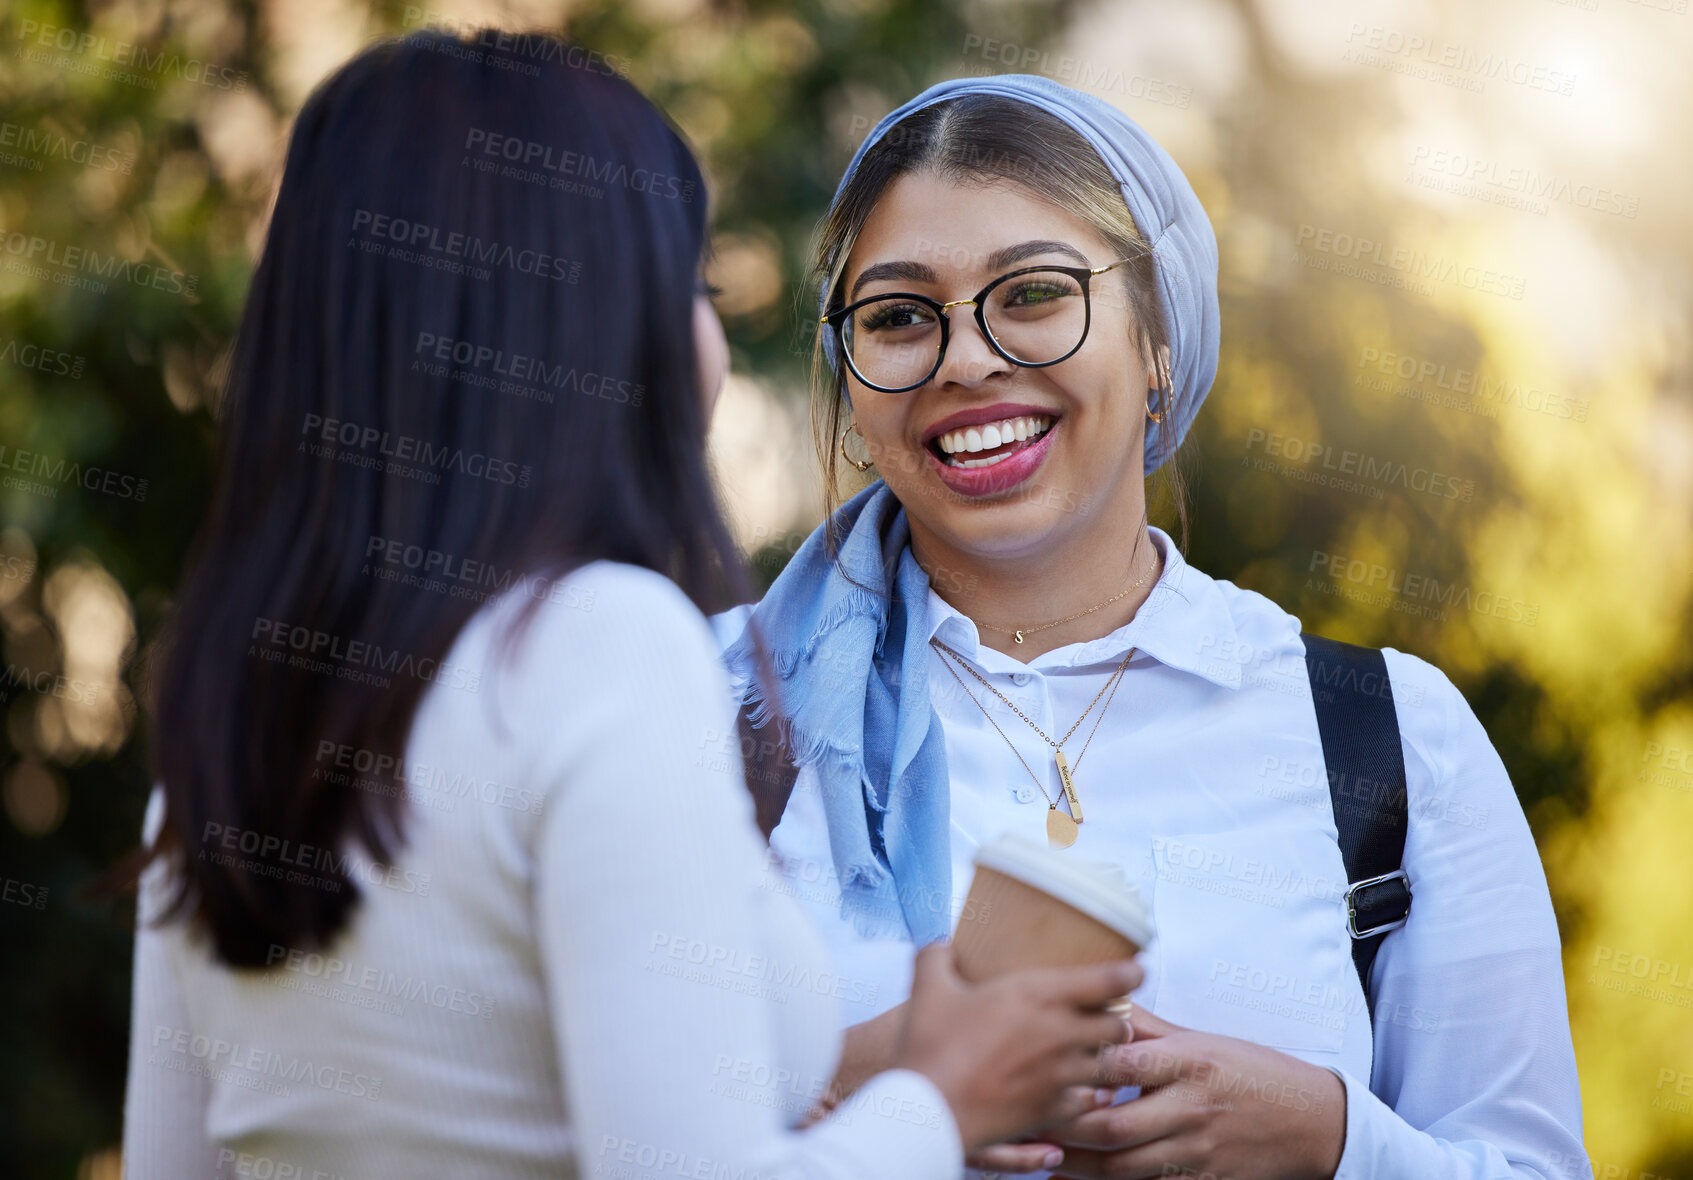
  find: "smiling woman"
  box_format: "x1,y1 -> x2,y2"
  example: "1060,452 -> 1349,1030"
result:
825,170 -> 1165,547
811,96 -> 1188,562
714,74 -> 1585,1180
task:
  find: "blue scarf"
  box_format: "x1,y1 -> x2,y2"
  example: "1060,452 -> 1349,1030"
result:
720,482 -> 954,944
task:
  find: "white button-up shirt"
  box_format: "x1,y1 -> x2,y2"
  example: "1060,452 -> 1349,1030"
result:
723,526 -> 1584,1180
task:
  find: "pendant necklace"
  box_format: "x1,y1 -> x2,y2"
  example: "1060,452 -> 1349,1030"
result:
930,638 -> 1136,849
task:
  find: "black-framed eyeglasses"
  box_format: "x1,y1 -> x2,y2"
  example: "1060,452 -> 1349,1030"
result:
820,259 -> 1134,394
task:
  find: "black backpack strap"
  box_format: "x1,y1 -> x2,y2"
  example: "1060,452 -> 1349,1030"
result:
1301,634 -> 1413,1013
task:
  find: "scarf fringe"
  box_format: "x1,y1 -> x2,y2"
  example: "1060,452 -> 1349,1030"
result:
769,586 -> 888,679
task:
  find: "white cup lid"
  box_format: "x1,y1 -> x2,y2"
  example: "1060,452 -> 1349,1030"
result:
972,833 -> 1154,949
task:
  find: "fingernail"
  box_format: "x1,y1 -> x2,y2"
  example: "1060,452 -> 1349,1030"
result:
1095,1086 -> 1115,1105
1042,1148 -> 1064,1169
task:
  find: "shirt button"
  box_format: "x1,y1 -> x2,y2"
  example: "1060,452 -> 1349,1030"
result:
1014,785 -> 1037,803
1011,672 -> 1032,686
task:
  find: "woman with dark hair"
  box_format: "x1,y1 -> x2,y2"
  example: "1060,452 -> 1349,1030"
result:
121,37 -> 1142,1179
715,76 -> 1585,1178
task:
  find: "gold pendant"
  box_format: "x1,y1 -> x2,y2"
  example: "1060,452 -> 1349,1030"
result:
1054,750 -> 1083,822
1013,629 -> 1025,644
1046,807 -> 1078,848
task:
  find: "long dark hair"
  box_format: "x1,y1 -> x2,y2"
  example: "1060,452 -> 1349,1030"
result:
147,31 -> 746,967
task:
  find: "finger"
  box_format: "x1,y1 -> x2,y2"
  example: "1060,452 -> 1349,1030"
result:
1094,1035 -> 1192,1090
1126,1003 -> 1183,1039
908,940 -> 957,991
1046,1085 -> 1193,1152
965,1142 -> 1065,1174
1031,958 -> 1144,1006
1044,1083 -> 1119,1126
1049,1142 -> 1182,1180
1049,1129 -> 1197,1180
1073,1011 -> 1133,1052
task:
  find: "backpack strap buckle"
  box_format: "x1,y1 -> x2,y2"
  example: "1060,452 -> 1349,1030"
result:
1346,869 -> 1412,939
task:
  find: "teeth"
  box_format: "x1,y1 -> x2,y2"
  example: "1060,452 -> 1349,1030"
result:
934,414 -> 1052,456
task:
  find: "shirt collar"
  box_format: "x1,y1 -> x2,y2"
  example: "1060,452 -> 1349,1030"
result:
923,526 -> 1243,690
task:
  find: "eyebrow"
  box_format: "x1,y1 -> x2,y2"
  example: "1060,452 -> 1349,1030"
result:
850,260 -> 937,300
987,239 -> 1092,270
848,239 -> 1093,300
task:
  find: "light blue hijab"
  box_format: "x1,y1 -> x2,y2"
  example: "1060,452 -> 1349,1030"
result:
720,74 -> 1219,945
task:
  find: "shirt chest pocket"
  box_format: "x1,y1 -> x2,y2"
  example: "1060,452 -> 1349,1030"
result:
1146,830 -> 1361,1054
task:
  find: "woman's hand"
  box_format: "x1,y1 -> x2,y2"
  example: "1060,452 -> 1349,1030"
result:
893,944 -> 1143,1153
971,1005 -> 1347,1179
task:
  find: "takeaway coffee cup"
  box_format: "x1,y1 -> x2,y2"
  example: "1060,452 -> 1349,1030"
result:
952,833 -> 1154,984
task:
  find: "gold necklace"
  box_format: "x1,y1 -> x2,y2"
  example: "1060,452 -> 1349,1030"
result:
972,545 -> 1160,644
930,638 -> 1136,848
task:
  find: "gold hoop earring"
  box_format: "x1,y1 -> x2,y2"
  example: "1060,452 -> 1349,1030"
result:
839,423 -> 873,472
1146,385 -> 1166,425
